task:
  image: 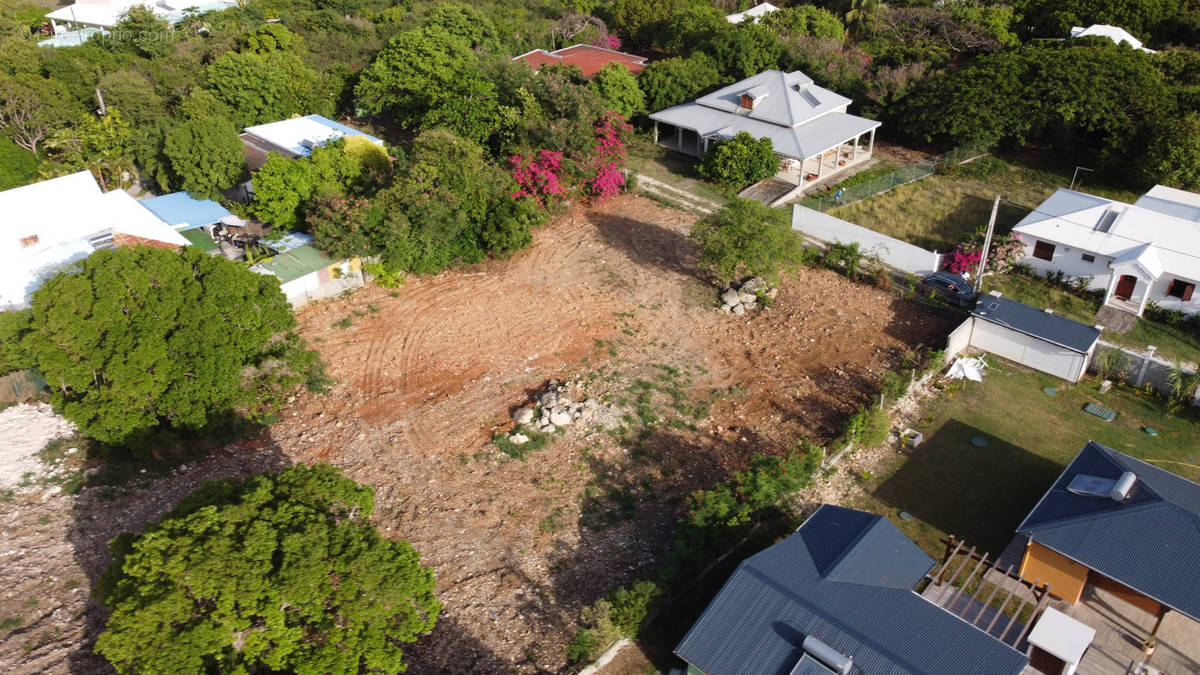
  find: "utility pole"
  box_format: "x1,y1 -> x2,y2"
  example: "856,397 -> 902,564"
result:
1070,166 -> 1094,191
95,88 -> 107,116
974,195 -> 1001,294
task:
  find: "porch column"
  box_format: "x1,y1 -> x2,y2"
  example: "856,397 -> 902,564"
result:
868,128 -> 876,156
676,128 -> 682,152
652,121 -> 658,144
816,152 -> 825,178
1137,280 -> 1153,316
702,137 -> 709,154
1103,273 -> 1118,306
852,133 -> 862,161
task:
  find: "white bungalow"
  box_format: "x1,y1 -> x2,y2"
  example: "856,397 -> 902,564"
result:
648,70 -> 880,191
1012,185 -> 1200,316
726,2 -> 779,25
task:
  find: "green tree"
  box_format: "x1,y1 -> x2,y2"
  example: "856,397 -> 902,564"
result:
96,70 -> 166,127
164,113 -> 246,200
424,2 -> 501,52
661,5 -> 729,55
702,23 -> 785,79
638,53 -> 724,111
354,26 -> 499,144
690,197 -> 806,284
588,62 -> 644,118
761,5 -> 845,40
203,50 -> 327,127
0,308 -> 34,375
697,132 -> 779,189
1014,0 -> 1175,38
605,0 -> 697,47
252,140 -> 372,229
1142,113 -> 1200,188
110,6 -> 174,59
0,74 -> 75,154
382,129 -> 505,273
94,463 -> 439,675
49,108 -> 135,190
240,23 -> 306,54
0,135 -> 39,190
308,195 -> 403,259
24,246 -> 316,448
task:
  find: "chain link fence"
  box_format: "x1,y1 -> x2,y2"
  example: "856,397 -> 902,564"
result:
801,142 -> 991,213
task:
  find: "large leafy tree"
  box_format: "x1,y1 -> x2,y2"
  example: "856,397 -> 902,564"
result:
697,132 -> 779,189
203,50 -> 328,127
94,463 -> 440,675
702,23 -> 786,79
761,5 -> 846,40
0,135 -> 39,190
638,54 -> 724,111
1142,113 -> 1200,189
0,74 -> 76,154
588,63 -> 644,118
354,26 -> 499,145
24,246 -> 317,448
690,197 -> 806,284
163,113 -> 246,199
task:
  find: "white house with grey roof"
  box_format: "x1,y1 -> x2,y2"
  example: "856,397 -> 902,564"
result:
648,70 -> 880,189
1012,186 -> 1200,316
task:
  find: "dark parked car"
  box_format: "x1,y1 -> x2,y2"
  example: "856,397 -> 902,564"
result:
921,271 -> 977,307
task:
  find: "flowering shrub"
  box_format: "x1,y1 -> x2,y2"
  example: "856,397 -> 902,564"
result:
513,111 -> 631,207
509,149 -> 568,207
592,32 -> 622,51
943,231 -> 1023,275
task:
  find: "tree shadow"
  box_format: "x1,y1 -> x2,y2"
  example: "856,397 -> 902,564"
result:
587,211 -> 701,280
872,419 -> 1064,555
920,194 -> 1027,252
65,432 -> 292,674
400,614 -> 526,674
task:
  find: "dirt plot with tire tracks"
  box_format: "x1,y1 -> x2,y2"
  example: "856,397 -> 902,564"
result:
0,195 -> 953,674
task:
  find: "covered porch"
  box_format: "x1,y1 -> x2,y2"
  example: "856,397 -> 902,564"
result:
649,121 -> 878,191
1102,244 -> 1161,317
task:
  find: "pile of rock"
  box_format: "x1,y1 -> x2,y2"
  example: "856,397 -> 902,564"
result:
507,380 -> 621,444
720,277 -> 776,315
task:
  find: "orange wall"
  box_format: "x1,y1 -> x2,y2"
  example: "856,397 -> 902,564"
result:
1019,541 -> 1088,604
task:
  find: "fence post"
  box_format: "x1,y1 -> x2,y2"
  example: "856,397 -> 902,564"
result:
1135,346 -> 1157,386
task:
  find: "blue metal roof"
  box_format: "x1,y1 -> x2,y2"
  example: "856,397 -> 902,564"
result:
971,295 -> 1102,354
305,114 -> 384,146
1018,441 -> 1200,621
675,505 -> 1030,675
138,193 -> 233,230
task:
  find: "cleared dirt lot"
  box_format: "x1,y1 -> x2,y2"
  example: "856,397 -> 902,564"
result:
0,195 -> 953,673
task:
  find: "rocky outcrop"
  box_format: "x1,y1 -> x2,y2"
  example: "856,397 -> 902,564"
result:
719,277 -> 777,315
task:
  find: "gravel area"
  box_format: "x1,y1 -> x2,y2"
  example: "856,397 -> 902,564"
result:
0,403 -> 76,489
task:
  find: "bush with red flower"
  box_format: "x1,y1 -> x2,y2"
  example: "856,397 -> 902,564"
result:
510,111 -> 631,208
943,231 -> 1023,275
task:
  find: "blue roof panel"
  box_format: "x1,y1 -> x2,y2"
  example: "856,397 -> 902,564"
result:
675,505 -> 1029,675
139,193 -> 233,230
1018,441 -> 1200,621
971,295 -> 1102,353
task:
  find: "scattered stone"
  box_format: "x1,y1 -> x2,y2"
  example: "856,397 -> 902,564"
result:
83,467 -> 100,478
509,433 -> 530,445
721,288 -> 741,306
732,304 -> 746,315
512,407 -> 535,425
549,411 -> 572,427
738,292 -> 756,305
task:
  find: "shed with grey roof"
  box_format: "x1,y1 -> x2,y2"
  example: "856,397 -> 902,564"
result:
674,505 -> 1029,675
945,293 -> 1102,382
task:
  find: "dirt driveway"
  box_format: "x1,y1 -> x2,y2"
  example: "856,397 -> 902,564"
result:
0,196 -> 953,674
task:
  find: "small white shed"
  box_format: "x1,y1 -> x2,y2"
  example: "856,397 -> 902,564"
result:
947,293 -> 1103,382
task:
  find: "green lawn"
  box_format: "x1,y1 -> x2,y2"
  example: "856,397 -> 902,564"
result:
626,133 -> 735,207
984,275 -> 1200,366
852,365 -> 1200,558
831,158 -> 1141,252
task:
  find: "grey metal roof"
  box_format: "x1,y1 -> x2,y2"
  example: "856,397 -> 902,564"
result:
694,70 -> 846,128
649,104 -> 879,160
1017,441 -> 1200,621
675,505 -> 1029,675
970,295 -> 1102,354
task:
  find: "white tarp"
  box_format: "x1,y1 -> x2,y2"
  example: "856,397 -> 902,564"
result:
947,356 -> 988,382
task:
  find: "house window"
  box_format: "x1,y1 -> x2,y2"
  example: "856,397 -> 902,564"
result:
1032,240 -> 1055,261
19,235 -> 38,248
1081,254 -> 1095,264
1167,279 -> 1196,302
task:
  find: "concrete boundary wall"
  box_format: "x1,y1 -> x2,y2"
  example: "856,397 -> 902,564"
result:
1088,341 -> 1200,405
792,205 -> 942,276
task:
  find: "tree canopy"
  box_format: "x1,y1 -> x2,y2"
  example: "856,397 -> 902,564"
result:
23,246 -> 319,448
163,113 -> 247,200
690,198 -> 806,285
697,132 -> 779,189
95,463 -> 440,675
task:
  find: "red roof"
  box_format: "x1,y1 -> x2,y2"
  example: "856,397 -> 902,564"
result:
112,233 -> 181,250
514,45 -> 647,79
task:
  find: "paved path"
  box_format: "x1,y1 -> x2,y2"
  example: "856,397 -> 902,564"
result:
636,175 -> 721,214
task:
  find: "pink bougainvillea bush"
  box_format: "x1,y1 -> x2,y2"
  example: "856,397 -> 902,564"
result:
509,149 -> 568,208
511,110 -> 632,208
592,32 -> 622,51
943,232 -> 1024,275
